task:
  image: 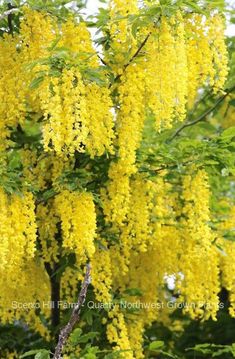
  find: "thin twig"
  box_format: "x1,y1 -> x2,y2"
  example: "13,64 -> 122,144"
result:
108,15 -> 162,88
124,32 -> 151,70
109,32 -> 151,88
98,54 -> 108,66
169,85 -> 235,142
0,8 -> 19,21
53,263 -> 91,359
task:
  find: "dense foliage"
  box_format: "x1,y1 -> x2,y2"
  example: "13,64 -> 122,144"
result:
0,0 -> 235,358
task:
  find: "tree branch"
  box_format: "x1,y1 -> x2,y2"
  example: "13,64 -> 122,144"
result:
169,85 -> 235,142
109,32 -> 151,88
124,32 -> 151,71
0,8 -> 19,21
98,54 -> 108,66
45,262 -> 61,333
53,263 -> 91,359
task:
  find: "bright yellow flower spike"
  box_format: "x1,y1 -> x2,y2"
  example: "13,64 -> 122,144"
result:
55,190 -> 97,260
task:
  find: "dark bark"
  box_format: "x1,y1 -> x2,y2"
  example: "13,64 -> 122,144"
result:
53,263 -> 91,359
45,263 -> 61,333
7,3 -> 14,35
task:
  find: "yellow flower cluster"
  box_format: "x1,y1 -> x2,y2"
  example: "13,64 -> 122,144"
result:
0,3 -> 232,357
85,83 -> 115,157
0,259 -> 51,338
103,175 -> 156,278
91,243 -> 113,303
186,14 -> 228,105
20,6 -> 55,60
145,13 -> 188,127
41,68 -> 88,155
219,238 -> 235,317
0,8 -> 114,158
208,15 -> 229,93
61,19 -> 98,67
107,305 -> 133,359
101,175 -> 179,357
118,175 -> 155,261
102,169 -> 231,354
178,170 -> 220,320
102,63 -> 146,225
106,0 -> 138,72
217,206 -> 235,317
37,16 -> 114,157
103,3 -> 228,231
146,17 -> 179,128
102,163 -> 130,226
0,189 -> 37,273
127,320 -> 145,359
146,12 -> 228,126
20,148 -> 75,193
41,70 -> 114,156
36,199 -> 60,263
0,35 -> 26,151
55,190 -> 97,261
0,189 -> 52,335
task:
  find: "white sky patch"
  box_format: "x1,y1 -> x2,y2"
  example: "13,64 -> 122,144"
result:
86,0 -> 101,14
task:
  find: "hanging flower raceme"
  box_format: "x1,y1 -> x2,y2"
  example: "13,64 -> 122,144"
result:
0,188 -> 37,273
85,83 -> 115,158
107,305 -> 134,359
91,242 -> 113,303
145,11 -> 228,127
61,19 -> 98,67
36,199 -> 60,263
0,35 -> 27,152
178,170 -> 220,320
55,190 -> 97,261
186,13 -> 228,105
103,4 -> 228,230
219,237 -> 235,318
0,189 -> 49,337
217,206 -> 235,317
41,68 -> 89,156
40,70 -> 115,157
106,0 -> 138,73
145,16 -> 178,129
208,14 -> 229,92
0,8 -> 115,158
102,62 -> 146,225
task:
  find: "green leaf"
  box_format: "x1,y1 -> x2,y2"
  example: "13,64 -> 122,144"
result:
183,0 -> 207,14
8,151 -> 21,170
70,330 -> 99,345
187,343 -> 214,354
123,288 -> 143,297
35,351 -> 50,359
70,328 -> 82,345
221,126 -> 235,141
20,351 -> 41,358
76,332 -> 99,344
42,188 -> 58,202
29,76 -> 44,90
47,35 -> 62,51
212,347 -> 231,357
20,350 -> 49,358
149,340 -> 165,351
